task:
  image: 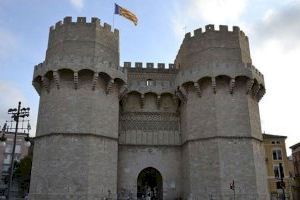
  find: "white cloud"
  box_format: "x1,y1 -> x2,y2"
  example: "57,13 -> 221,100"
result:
69,0 -> 84,10
253,39 -> 300,155
254,1 -> 300,51
250,2 -> 300,154
187,0 -> 248,24
171,0 -> 248,40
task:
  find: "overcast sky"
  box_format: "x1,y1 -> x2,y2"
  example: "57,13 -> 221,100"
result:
0,0 -> 299,155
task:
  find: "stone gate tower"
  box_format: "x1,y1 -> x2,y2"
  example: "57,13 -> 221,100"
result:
30,17 -> 126,199
175,25 -> 268,199
31,17 -> 269,200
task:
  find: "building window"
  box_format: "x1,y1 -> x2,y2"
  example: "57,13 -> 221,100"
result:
2,165 -> 10,172
146,79 -> 154,86
5,144 -> 12,154
3,155 -> 11,165
273,164 -> 284,178
272,149 -> 282,160
15,145 -> 21,154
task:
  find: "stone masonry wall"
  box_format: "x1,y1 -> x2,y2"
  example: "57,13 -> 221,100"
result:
118,146 -> 182,200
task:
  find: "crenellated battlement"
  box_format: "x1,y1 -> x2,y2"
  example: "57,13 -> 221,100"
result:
175,24 -> 252,70
46,17 -> 120,69
49,16 -> 119,36
183,24 -> 247,40
123,62 -> 177,71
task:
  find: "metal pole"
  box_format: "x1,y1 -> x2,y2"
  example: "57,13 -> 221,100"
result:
7,101 -> 21,200
282,181 -> 285,200
233,188 -> 235,200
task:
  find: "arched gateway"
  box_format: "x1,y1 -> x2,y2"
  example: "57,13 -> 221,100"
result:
137,167 -> 163,200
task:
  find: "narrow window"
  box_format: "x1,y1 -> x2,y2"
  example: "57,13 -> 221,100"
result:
146,79 -> 154,86
272,149 -> 282,160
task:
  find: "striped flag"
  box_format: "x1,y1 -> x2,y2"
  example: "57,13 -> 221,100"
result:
114,3 -> 138,26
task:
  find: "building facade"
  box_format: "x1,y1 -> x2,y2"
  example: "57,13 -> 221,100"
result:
0,131 -> 30,196
262,134 -> 293,199
30,17 -> 269,200
290,142 -> 300,200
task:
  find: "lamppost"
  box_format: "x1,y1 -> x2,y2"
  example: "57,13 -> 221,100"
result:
1,101 -> 30,200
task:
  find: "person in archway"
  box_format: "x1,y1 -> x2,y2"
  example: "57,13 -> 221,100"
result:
145,185 -> 152,200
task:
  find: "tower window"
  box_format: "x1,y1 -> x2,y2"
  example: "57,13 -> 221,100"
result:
146,79 -> 154,86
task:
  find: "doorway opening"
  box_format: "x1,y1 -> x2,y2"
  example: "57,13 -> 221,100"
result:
137,167 -> 163,200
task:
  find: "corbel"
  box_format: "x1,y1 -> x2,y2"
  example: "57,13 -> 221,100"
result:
229,78 -> 235,94
246,79 -> 254,94
253,84 -> 261,97
172,94 -> 179,105
194,82 -> 201,97
106,79 -> 114,94
179,86 -> 187,99
119,84 -> 128,99
175,88 -> 186,103
41,76 -> 49,93
53,70 -> 60,89
121,94 -> 128,105
140,94 -> 145,108
257,88 -> 265,101
211,77 -> 216,93
156,95 -> 161,108
74,71 -> 78,90
91,72 -> 99,91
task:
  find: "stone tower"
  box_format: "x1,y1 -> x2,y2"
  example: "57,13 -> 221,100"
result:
30,17 -> 126,199
175,25 -> 268,199
31,17 -> 269,200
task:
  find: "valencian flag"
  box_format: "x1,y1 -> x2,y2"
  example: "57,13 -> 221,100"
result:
114,3 -> 138,25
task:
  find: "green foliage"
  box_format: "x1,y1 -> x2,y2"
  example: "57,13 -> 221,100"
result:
13,156 -> 32,194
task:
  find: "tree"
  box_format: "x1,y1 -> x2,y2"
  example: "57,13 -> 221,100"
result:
14,155 -> 32,195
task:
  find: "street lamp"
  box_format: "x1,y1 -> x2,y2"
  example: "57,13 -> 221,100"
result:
5,101 -> 30,200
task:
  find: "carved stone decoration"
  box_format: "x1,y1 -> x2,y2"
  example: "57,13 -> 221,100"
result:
175,89 -> 186,103
91,72 -> 98,91
229,78 -> 235,94
120,94 -> 127,105
119,84 -> 128,99
178,86 -> 187,101
172,95 -> 179,105
211,77 -> 216,93
53,70 -> 60,89
140,94 -> 145,108
246,79 -> 254,94
106,79 -> 114,94
257,88 -> 265,101
74,71 -> 78,90
119,112 -> 180,131
41,76 -> 49,93
253,84 -> 261,98
193,82 -> 201,97
156,95 -> 161,108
